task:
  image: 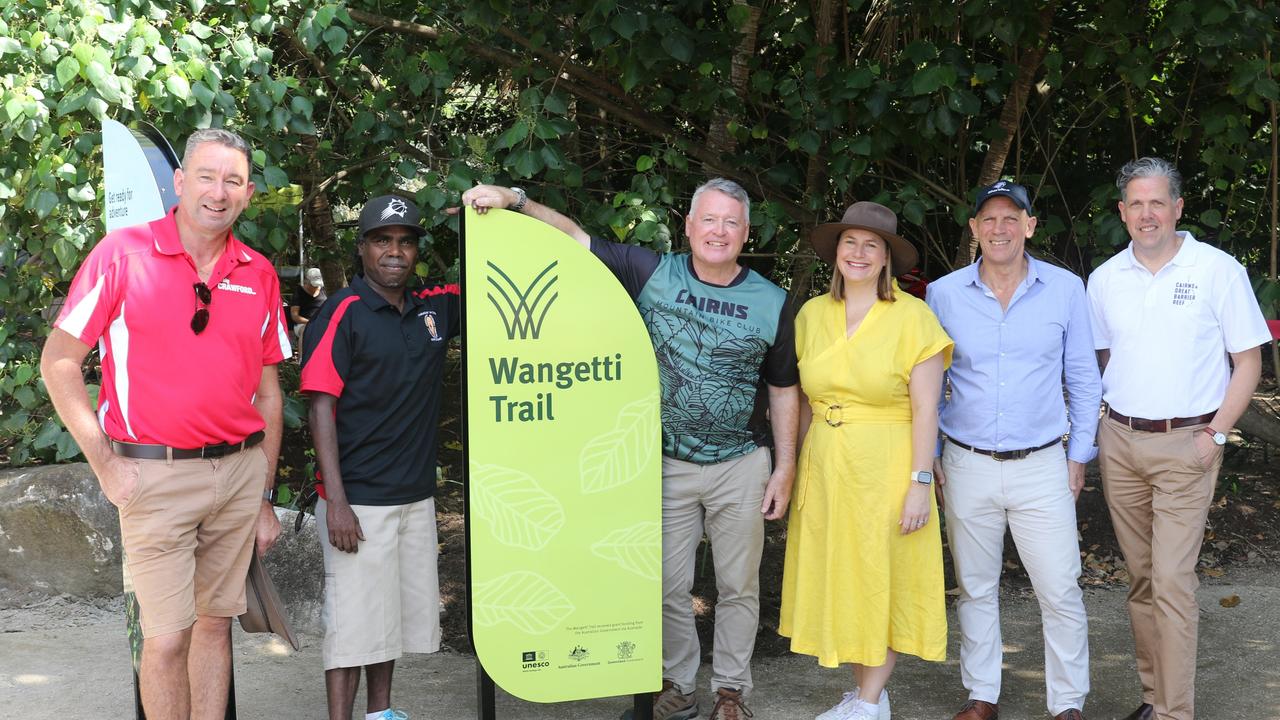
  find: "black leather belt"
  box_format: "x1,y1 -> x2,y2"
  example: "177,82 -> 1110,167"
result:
947,437 -> 1061,462
1106,408 -> 1216,433
111,430 -> 265,460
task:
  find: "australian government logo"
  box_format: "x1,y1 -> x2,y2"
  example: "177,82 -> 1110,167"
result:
483,259 -> 628,425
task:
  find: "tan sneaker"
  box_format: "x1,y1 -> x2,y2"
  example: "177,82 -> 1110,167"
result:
709,687 -> 753,720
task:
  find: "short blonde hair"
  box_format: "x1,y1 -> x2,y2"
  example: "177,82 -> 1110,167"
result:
829,241 -> 896,302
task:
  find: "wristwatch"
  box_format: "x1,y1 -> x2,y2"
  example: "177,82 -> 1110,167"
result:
1202,427 -> 1227,446
508,186 -> 528,212
911,470 -> 934,485
263,488 -> 277,503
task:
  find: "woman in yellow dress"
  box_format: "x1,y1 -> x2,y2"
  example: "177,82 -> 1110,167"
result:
779,201 -> 953,720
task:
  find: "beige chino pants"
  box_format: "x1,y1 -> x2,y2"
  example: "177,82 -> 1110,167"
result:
1097,416 -> 1224,720
660,446 -> 771,696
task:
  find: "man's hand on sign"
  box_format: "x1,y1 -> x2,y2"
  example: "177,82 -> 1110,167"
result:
327,500 -> 365,553
455,185 -> 516,215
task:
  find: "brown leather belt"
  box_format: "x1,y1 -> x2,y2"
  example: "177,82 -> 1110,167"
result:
111,430 -> 265,460
1106,408 -> 1215,433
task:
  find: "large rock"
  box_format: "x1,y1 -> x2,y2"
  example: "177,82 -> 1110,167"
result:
0,463 -> 323,634
0,464 -> 121,596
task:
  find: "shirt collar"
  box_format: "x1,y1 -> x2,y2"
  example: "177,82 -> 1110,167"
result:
967,252 -> 1041,290
351,274 -> 423,313
148,207 -> 254,266
1121,230 -> 1199,270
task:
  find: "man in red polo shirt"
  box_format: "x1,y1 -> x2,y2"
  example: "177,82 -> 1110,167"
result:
41,128 -> 290,720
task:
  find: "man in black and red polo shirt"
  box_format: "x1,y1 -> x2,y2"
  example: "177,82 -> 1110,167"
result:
301,194 -> 459,720
41,128 -> 290,720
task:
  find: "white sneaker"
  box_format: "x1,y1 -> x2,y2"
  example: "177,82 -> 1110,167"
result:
816,688 -> 889,720
816,690 -> 859,720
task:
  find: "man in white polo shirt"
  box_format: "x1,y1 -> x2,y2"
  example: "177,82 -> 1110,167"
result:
1087,157 -> 1269,720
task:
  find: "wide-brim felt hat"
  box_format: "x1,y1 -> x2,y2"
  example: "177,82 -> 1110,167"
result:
809,201 -> 919,276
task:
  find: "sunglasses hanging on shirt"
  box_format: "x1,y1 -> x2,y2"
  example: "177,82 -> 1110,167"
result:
191,281 -> 212,334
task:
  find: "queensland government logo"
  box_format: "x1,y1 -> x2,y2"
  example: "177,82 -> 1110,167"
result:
486,260 -> 558,340
616,641 -> 635,660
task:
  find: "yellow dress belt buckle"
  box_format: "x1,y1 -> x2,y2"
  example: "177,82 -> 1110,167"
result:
824,404 -> 844,427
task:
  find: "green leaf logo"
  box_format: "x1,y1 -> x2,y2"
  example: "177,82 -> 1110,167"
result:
486,260 -> 558,340
579,394 -> 659,494
590,523 -> 661,580
471,464 -> 565,549
472,571 -> 575,634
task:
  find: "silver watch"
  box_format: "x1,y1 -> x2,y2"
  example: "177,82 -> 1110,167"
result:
1204,427 -> 1227,446
911,470 -> 934,485
508,186 -> 528,212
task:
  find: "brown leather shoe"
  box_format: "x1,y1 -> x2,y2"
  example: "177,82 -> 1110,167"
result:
952,696 -> 998,717
1053,710 -> 1085,720
1120,704 -> 1153,720
709,687 -> 754,720
952,699 -> 999,720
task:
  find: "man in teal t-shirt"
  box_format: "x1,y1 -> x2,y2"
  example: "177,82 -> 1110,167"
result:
463,179 -> 800,720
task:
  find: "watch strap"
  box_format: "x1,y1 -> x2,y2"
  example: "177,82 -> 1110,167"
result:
508,186 -> 528,212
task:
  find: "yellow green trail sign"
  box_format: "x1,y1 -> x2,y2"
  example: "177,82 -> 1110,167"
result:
462,207 -> 662,703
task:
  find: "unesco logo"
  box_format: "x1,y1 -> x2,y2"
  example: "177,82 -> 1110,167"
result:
520,649 -> 549,670
486,260 -> 559,340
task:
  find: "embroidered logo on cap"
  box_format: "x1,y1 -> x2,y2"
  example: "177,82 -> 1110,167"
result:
380,197 -> 408,221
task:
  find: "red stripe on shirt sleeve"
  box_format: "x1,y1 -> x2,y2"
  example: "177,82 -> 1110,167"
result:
417,283 -> 460,297
300,295 -> 359,397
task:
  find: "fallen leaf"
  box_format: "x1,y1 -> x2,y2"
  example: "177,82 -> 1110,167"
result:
1220,594 -> 1241,608
1202,567 -> 1225,578
1236,504 -> 1257,516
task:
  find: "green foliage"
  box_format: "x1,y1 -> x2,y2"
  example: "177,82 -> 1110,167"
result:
3,0 -> 1280,466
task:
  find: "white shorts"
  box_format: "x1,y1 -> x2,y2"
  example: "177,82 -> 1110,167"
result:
316,497 -> 441,670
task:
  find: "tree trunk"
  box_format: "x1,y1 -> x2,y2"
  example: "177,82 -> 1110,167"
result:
704,0 -> 760,162
953,3 -> 1056,266
790,0 -> 840,301
1237,396 -> 1280,446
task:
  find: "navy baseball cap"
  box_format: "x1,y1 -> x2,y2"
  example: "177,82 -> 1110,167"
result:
358,195 -> 427,239
973,181 -> 1033,215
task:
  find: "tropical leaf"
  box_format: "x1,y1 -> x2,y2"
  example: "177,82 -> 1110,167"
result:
696,376 -> 753,426
643,307 -> 684,349
580,394 -> 659,493
709,336 -> 768,370
590,522 -> 661,579
471,571 -> 574,634
471,464 -> 565,550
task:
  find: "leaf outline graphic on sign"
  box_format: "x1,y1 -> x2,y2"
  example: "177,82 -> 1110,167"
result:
472,571 -> 575,634
590,522 -> 662,580
471,464 -> 565,550
579,393 -> 659,494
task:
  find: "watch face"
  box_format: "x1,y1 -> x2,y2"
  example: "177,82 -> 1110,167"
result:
1213,432 -> 1227,445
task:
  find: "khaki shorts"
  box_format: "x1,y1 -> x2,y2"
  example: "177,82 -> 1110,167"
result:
118,446 -> 266,638
317,497 -> 441,670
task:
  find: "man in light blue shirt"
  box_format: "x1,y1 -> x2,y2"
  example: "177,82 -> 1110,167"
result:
926,181 -> 1102,720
